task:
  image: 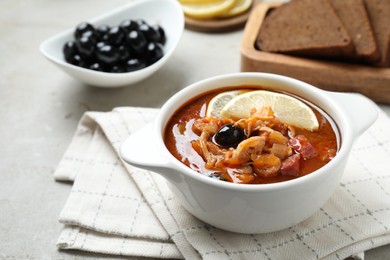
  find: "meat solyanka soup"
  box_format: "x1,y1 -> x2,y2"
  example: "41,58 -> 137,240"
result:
164,87 -> 338,184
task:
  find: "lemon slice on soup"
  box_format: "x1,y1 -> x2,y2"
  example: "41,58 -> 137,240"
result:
220,90 -> 319,131
181,0 -> 237,19
206,90 -> 248,118
216,0 -> 252,18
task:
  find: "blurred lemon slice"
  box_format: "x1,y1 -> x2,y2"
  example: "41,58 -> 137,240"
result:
217,0 -> 252,18
220,90 -> 319,131
181,0 -> 237,19
206,90 -> 248,118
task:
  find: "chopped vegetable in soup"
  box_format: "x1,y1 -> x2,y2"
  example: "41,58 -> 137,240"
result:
164,87 -> 338,184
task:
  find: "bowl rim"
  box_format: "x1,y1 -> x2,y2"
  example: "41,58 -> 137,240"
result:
155,72 -> 353,191
39,0 -> 184,79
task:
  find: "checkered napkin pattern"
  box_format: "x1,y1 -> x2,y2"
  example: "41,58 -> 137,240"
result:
54,106 -> 390,259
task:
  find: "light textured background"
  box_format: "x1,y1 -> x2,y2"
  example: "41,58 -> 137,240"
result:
0,0 -> 389,259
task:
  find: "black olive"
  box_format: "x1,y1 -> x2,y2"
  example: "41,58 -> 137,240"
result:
96,41 -> 105,49
104,26 -> 125,46
138,24 -> 160,42
68,54 -> 86,67
76,34 -> 96,58
151,24 -> 166,45
111,65 -> 126,73
126,30 -> 147,55
96,24 -> 110,38
81,30 -> 100,43
63,41 -> 78,62
96,45 -> 120,65
117,45 -> 131,62
89,62 -> 104,72
125,58 -> 146,72
74,22 -> 95,40
214,124 -> 245,148
120,19 -> 137,33
145,42 -> 164,64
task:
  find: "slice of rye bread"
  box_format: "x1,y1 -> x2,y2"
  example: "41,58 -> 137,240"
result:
329,0 -> 379,63
256,0 -> 354,58
363,0 -> 390,67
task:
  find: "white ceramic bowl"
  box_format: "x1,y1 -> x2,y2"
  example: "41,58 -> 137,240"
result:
39,0 -> 184,88
120,73 -> 378,234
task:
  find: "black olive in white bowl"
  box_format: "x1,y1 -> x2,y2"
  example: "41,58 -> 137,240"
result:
40,0 -> 184,88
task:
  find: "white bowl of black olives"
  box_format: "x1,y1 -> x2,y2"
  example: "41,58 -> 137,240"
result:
40,0 -> 184,87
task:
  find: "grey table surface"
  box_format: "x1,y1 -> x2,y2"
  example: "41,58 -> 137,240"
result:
1,0 -> 390,259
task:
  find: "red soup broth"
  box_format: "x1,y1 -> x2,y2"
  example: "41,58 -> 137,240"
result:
164,87 -> 339,184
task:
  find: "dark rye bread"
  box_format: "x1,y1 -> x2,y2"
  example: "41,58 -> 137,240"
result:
363,0 -> 390,67
329,0 -> 379,63
256,0 -> 354,58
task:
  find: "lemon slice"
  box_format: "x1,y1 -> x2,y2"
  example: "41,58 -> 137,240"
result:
220,90 -> 319,131
181,0 -> 237,19
206,90 -> 249,118
217,0 -> 252,18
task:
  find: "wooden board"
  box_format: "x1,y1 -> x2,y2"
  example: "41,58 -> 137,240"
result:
240,3 -> 390,104
185,0 -> 262,33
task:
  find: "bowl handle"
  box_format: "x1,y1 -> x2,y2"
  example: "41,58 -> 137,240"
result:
120,123 -> 180,181
327,92 -> 378,137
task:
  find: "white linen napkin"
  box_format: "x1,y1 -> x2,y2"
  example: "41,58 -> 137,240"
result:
55,106 -> 390,259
